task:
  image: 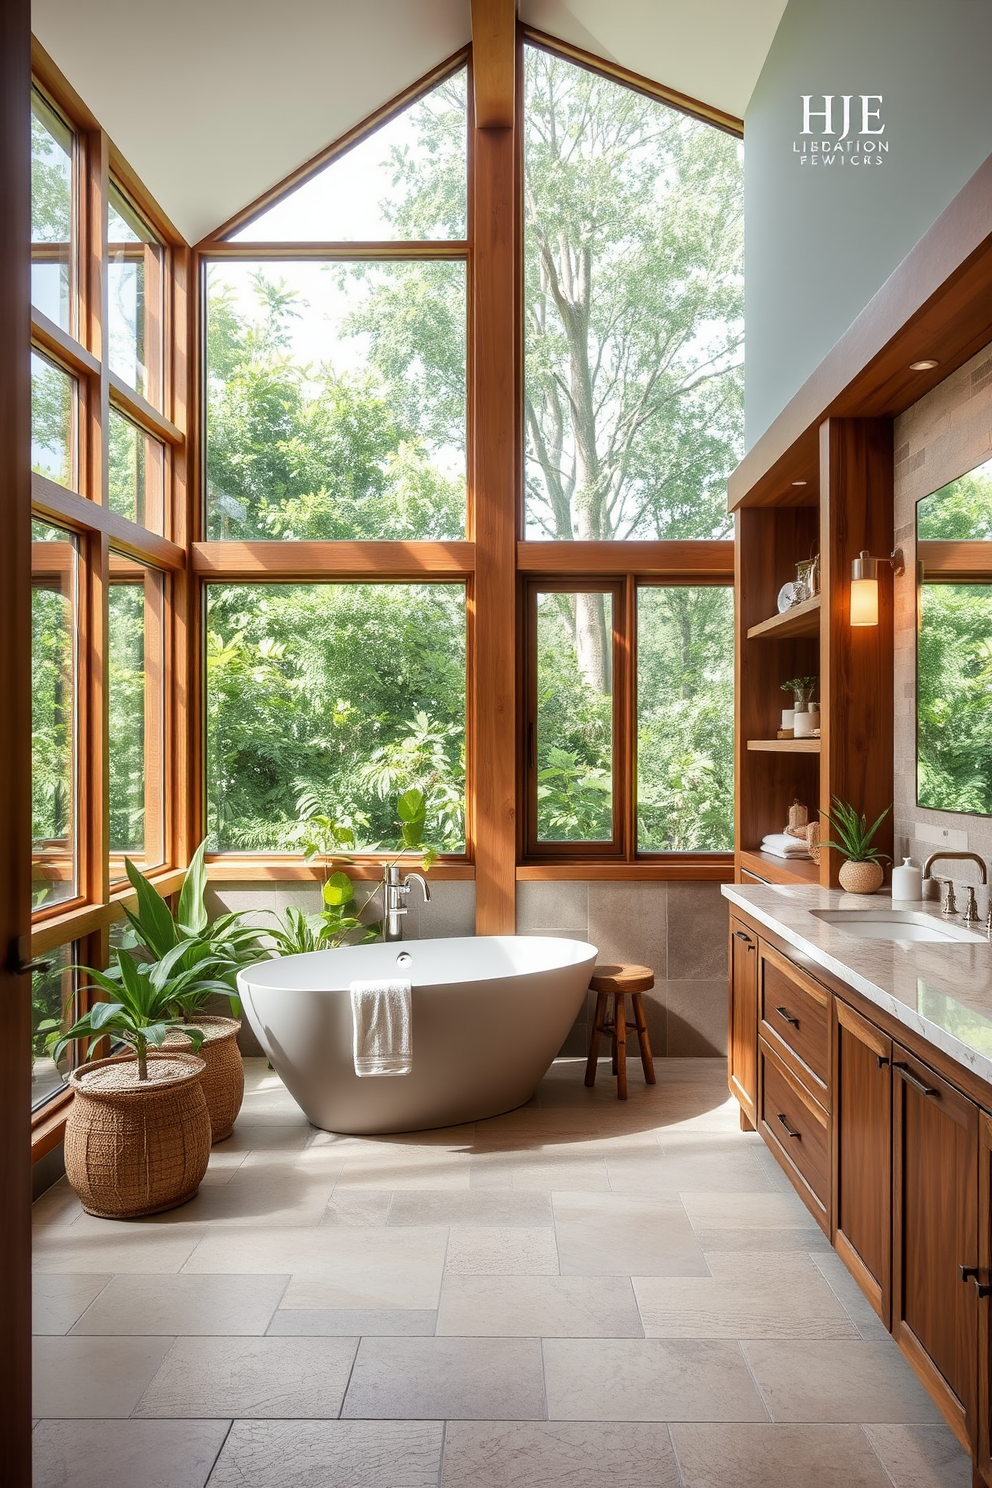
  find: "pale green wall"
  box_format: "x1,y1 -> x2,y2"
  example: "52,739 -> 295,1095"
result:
745,0 -> 992,447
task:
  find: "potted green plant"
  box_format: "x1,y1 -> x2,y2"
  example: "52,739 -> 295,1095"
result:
819,796 -> 892,894
43,950 -> 212,1218
114,843 -> 267,1140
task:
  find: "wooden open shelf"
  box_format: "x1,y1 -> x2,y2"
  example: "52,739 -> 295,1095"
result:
746,594 -> 821,641
739,849 -> 821,886
747,737 -> 820,754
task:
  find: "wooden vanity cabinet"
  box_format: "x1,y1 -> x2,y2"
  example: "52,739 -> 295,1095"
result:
728,916 -> 758,1129
892,1047 -> 979,1453
978,1113 -> 992,1483
833,1000 -> 892,1327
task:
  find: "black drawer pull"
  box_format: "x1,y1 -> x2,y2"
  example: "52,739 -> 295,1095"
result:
893,1062 -> 938,1099
960,1264 -> 992,1298
775,1006 -> 800,1027
877,1055 -> 890,1069
734,930 -> 755,948
776,1112 -> 802,1140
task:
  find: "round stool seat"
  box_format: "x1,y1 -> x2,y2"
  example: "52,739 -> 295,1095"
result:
589,963 -> 655,994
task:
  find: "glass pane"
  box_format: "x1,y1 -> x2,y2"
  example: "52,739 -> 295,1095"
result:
108,407 -> 166,528
917,455 -> 992,539
523,47 -> 744,540
206,583 -> 466,852
205,259 -> 465,540
31,943 -> 76,1110
32,520 -> 77,908
637,586 -> 734,850
232,69 -> 467,242
535,591 -> 614,842
31,351 -> 76,489
109,557 -> 164,876
108,183 -> 164,404
918,583 -> 992,817
31,90 -> 74,332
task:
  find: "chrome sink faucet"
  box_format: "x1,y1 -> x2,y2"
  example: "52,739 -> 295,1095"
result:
382,863 -> 431,942
922,853 -> 988,920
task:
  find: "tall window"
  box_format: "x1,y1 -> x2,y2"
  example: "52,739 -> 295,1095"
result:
203,66 -> 471,854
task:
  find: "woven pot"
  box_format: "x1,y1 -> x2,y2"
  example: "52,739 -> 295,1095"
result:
65,1052 -> 210,1219
839,859 -> 884,895
165,1016 -> 244,1142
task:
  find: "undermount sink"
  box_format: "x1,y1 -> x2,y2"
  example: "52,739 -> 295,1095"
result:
810,909 -> 987,944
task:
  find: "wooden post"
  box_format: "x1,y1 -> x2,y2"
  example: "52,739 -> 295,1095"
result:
471,0 -> 519,934
0,0 -> 35,1477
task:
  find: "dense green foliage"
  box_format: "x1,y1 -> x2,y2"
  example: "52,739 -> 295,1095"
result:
916,467 -> 992,818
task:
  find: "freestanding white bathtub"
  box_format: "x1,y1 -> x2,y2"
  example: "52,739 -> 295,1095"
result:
237,935 -> 598,1134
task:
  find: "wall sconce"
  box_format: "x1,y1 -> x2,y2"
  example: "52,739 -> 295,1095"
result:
850,549 -> 905,626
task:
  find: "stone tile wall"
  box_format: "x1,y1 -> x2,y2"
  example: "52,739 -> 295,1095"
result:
892,339 -> 992,906
211,877 -> 729,1061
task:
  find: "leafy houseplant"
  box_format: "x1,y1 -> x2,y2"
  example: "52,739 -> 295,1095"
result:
781,676 -> 818,713
42,950 -> 212,1218
819,797 -> 892,895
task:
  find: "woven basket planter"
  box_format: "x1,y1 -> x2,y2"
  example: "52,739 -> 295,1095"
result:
65,1052 -> 210,1219
839,859 -> 885,895
166,1016 -> 244,1143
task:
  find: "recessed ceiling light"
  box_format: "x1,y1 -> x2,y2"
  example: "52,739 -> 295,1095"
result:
909,359 -> 939,371
791,480 -> 807,487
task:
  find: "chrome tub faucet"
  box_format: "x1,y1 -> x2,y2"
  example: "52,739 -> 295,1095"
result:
382,863 -> 432,942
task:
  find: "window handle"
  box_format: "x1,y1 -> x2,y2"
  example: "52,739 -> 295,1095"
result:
6,938 -> 52,977
960,1265 -> 992,1298
528,721 -> 536,769
877,1055 -> 890,1069
776,1112 -> 802,1140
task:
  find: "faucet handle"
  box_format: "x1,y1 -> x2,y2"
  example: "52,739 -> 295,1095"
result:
941,879 -> 958,917
963,886 -> 980,923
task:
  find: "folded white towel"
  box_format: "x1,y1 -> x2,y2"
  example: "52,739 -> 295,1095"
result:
350,979 -> 413,1077
761,833 -> 812,859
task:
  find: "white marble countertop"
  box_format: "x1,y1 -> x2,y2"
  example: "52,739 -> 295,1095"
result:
722,883 -> 992,1087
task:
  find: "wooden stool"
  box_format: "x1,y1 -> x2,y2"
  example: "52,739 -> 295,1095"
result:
584,964 -> 656,1100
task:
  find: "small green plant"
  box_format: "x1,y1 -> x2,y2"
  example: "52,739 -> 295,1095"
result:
781,676 -> 818,709
115,842 -> 267,1017
41,949 -> 212,1082
819,797 -> 892,864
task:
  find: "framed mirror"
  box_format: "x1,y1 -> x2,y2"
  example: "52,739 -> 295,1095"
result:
916,453 -> 992,817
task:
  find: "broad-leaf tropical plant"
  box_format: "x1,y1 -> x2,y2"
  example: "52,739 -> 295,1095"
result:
819,797 -> 892,864
42,949 -> 209,1083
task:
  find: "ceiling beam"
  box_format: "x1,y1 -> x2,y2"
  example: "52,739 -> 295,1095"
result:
471,0 -> 516,129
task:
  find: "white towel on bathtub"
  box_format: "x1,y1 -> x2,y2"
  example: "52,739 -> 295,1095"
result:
350,979 -> 413,1077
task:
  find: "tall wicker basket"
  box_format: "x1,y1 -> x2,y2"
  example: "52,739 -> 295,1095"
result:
166,1016 -> 244,1142
65,1052 -> 211,1219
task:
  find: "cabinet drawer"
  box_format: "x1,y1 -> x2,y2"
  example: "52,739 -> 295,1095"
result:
759,941 -> 830,1100
759,1039 -> 830,1230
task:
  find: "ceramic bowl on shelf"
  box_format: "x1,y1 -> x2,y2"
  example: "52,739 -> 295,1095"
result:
777,581 -> 803,612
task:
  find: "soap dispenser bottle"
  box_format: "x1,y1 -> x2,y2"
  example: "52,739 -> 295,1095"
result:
891,857 -> 923,902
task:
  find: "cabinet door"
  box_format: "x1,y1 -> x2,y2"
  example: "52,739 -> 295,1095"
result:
728,917 -> 758,1129
893,1044 -> 979,1453
833,1000 -> 892,1327
978,1111 -> 992,1486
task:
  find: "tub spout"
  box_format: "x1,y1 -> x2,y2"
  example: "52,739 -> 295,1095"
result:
383,865 -> 431,941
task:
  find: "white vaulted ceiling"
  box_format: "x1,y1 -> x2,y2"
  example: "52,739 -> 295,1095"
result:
31,0 -> 787,244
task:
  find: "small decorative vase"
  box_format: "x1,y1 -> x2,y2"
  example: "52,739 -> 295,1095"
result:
794,711 -> 815,738
839,859 -> 884,895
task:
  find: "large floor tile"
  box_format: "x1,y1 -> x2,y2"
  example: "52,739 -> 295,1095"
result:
681,1190 -> 819,1230
744,1340 -> 944,1424
810,1250 -> 892,1340
71,1273 -> 289,1336
267,1308 -> 437,1336
863,1423 -> 973,1487
33,1223 -> 208,1275
31,1180 -> 83,1230
33,1418 -> 229,1488
606,1151 -> 780,1194
471,1153 -> 611,1192
342,1336 -> 546,1420
440,1420 -> 680,1488
444,1227 -> 560,1275
543,1337 -> 767,1422
33,1274 -> 111,1335
135,1336 -> 358,1418
333,1148 -> 472,1190
695,1226 -> 832,1253
670,1423 -> 892,1488
33,1336 -> 174,1419
388,1190 -> 553,1227
184,1224 -> 447,1309
321,1190 -> 394,1226
212,1125 -> 311,1153
553,1192 -> 709,1277
633,1252 -> 857,1338
207,1419 -> 444,1488
437,1274 -> 642,1337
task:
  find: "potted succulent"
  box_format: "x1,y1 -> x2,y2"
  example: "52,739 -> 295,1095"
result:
43,951 -> 211,1218
820,797 -> 892,894
115,842 -> 266,1141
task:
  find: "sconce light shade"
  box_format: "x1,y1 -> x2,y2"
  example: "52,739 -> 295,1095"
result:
850,575 -> 879,626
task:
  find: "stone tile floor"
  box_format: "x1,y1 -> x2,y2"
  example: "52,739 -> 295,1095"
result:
32,1056 -> 971,1487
